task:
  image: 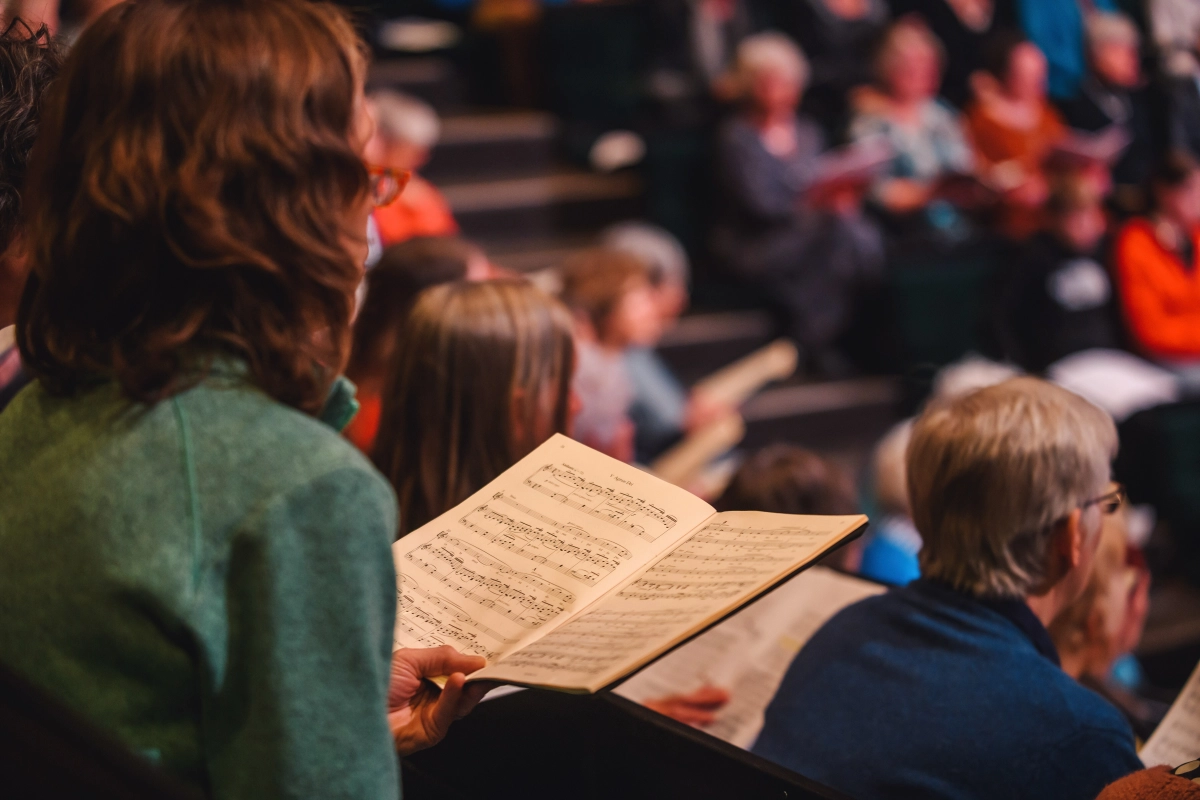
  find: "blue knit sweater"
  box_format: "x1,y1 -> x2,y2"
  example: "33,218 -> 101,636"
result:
753,579 -> 1142,800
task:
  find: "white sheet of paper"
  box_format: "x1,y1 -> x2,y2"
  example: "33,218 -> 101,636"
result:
392,434 -> 714,661
1141,659 -> 1200,767
476,513 -> 864,691
614,566 -> 885,748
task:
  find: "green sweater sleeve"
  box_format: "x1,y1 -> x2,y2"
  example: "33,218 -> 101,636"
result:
199,466 -> 400,800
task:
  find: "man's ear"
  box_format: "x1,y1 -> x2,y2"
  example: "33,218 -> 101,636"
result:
1062,507 -> 1086,573
1042,509 -> 1084,590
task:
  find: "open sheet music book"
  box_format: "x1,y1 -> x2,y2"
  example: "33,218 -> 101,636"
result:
616,566 -> 885,748
1141,659 -> 1200,767
392,434 -> 867,693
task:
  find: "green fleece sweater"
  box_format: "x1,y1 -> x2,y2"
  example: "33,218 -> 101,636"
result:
0,370 -> 400,799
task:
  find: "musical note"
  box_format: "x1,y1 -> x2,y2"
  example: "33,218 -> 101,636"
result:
404,533 -> 575,629
497,608 -> 698,675
488,517 -> 855,687
395,574 -> 510,659
458,495 -> 632,586
524,463 -> 678,542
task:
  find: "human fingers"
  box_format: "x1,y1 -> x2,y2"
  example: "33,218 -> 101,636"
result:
425,672 -> 468,745
397,645 -> 487,681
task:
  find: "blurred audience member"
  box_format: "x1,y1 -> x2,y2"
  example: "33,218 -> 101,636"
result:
1015,0 -> 1117,101
849,19 -> 975,249
1167,27 -> 1200,162
374,280 -> 576,537
602,222 -> 732,462
365,90 -> 458,247
859,356 -> 1020,586
644,0 -> 754,127
781,0 -> 889,133
560,248 -> 660,462
860,419 -> 920,585
1060,12 -> 1157,214
1114,151 -> 1200,376
966,32 -> 1066,240
1048,491 -> 1163,741
1150,0 -> 1200,79
345,237 -> 489,453
715,443 -> 858,516
998,174 -> 1119,372
890,0 -> 999,109
0,20 -> 61,413
754,378 -> 1142,800
713,33 -> 883,374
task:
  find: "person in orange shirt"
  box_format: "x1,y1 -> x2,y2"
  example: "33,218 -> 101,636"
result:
1115,151 -> 1200,368
364,90 -> 458,247
965,32 -> 1066,240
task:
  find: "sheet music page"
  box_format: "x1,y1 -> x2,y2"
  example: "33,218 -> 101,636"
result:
392,434 -> 715,662
1141,659 -> 1200,767
614,566 -> 885,748
476,510 -> 866,691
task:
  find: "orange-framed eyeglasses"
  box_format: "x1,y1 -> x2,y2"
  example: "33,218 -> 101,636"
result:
368,166 -> 411,208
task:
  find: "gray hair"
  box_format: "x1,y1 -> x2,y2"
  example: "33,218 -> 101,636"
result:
369,89 -> 440,149
735,32 -> 810,91
600,222 -> 690,287
908,377 -> 1117,597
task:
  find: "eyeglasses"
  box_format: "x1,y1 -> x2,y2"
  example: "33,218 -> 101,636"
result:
368,166 -> 411,208
1082,484 -> 1126,516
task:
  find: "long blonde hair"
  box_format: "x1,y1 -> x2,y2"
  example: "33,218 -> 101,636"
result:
374,279 -> 575,537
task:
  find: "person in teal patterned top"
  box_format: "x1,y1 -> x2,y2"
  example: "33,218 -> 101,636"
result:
0,1 -> 487,797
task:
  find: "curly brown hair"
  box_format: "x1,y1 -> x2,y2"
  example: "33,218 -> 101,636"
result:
17,0 -> 370,413
0,19 -> 62,327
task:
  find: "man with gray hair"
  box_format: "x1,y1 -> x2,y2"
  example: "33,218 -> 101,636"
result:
753,378 -> 1142,800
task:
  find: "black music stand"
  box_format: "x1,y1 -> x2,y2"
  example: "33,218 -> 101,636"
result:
402,686 -> 853,800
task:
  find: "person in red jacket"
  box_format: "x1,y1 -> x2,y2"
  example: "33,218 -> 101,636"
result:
1115,151 -> 1200,370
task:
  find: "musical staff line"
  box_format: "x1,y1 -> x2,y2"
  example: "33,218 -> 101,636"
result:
405,532 -> 575,629
523,463 -> 678,542
459,495 -> 632,586
395,574 -> 509,659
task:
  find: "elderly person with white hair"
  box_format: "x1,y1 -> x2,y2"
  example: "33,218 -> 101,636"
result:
753,377 -> 1143,800
363,89 -> 458,247
1060,11 -> 1157,212
848,18 -> 975,245
712,32 -> 883,376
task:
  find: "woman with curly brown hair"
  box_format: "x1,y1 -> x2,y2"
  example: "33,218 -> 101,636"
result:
0,1 -> 485,796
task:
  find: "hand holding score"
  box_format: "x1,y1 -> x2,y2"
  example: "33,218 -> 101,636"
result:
389,646 -> 492,755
